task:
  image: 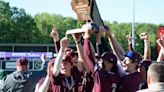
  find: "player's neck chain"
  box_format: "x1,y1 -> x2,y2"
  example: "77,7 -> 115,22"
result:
64,75 -> 75,91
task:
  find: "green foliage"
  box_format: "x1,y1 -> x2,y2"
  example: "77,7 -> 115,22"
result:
34,13 -> 77,43
0,1 -> 12,42
0,1 -> 38,43
10,7 -> 38,43
103,21 -> 158,60
104,22 -> 132,51
0,0 -> 159,60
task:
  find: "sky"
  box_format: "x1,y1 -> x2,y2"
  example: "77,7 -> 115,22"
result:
4,0 -> 164,24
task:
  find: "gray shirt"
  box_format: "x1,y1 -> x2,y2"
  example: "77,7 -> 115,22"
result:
2,62 -> 47,92
137,82 -> 164,92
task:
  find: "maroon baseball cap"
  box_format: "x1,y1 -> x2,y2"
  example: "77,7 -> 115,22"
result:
65,48 -> 78,57
63,54 -> 73,64
70,51 -> 78,57
101,52 -> 117,65
65,48 -> 73,54
16,58 -> 28,66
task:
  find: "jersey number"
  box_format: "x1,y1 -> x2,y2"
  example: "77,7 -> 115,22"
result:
112,83 -> 117,92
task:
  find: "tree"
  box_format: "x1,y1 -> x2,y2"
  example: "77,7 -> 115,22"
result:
0,0 -> 159,60
11,7 -> 38,43
34,13 -> 78,43
0,0 -> 38,43
0,0 -> 12,43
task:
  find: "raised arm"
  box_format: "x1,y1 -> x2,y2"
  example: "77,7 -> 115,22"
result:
139,32 -> 151,60
96,26 -> 110,58
39,54 -> 47,71
51,27 -> 60,53
104,26 -> 126,76
126,33 -> 134,51
53,37 -> 70,76
156,36 -> 164,62
106,27 -> 125,61
72,33 -> 90,73
83,24 -> 96,73
38,60 -> 54,92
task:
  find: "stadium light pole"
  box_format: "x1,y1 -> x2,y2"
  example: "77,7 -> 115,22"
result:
132,0 -> 135,50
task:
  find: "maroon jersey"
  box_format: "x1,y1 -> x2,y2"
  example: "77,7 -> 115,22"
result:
93,68 -> 119,92
37,67 -> 82,92
81,72 -> 94,92
84,38 -> 119,92
116,72 -> 141,92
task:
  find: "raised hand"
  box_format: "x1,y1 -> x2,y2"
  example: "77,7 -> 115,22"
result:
139,32 -> 148,40
82,23 -> 93,39
96,26 -> 106,43
98,26 -> 106,36
47,61 -> 53,77
72,33 -> 82,43
60,37 -> 70,50
126,34 -> 132,44
51,27 -> 59,41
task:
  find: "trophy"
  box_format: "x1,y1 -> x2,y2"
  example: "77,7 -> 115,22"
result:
66,0 -> 104,34
71,0 -> 92,22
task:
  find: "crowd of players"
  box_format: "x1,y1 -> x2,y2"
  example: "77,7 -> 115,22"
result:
0,24 -> 164,92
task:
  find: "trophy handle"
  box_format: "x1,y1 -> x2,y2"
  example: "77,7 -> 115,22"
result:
68,0 -> 104,35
